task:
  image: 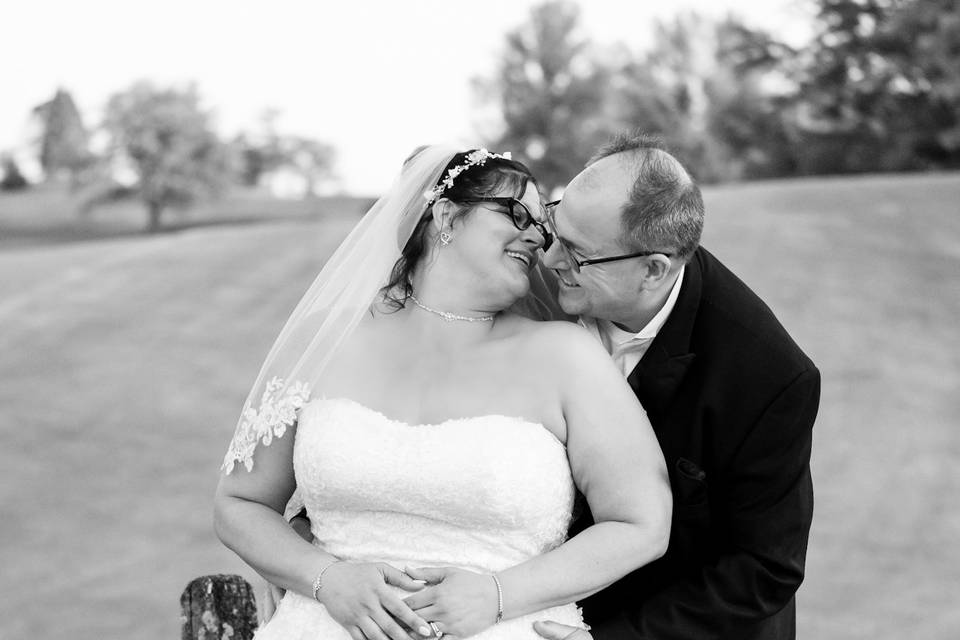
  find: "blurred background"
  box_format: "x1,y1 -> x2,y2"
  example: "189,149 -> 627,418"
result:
1,0 -> 958,638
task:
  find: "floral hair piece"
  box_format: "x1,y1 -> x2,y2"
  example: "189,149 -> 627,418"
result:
422,148 -> 513,205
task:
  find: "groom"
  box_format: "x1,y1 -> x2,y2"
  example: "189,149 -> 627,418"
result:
533,132 -> 820,640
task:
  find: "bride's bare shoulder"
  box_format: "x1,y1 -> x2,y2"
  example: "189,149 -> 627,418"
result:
504,315 -> 615,370
501,314 -> 598,351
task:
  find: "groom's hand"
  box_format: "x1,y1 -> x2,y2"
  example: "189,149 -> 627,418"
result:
533,620 -> 593,640
259,581 -> 284,625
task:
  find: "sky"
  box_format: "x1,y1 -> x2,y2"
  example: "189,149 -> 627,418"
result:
2,0 -> 814,194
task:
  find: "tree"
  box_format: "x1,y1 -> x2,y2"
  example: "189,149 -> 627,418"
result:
479,1 -> 960,182
610,13 -> 736,182
785,0 -> 960,173
103,82 -> 229,231
32,88 -> 91,187
476,0 -> 613,192
232,133 -> 283,187
609,12 -> 789,182
705,17 -> 799,179
880,0 -> 960,165
0,154 -> 29,191
231,109 -> 288,187
480,5 -> 793,185
281,135 -> 336,197
231,109 -> 336,196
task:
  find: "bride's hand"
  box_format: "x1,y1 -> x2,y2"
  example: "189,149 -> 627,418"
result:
319,561 -> 435,640
403,566 -> 500,639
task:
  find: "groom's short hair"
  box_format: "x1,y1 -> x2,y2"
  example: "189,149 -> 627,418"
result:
588,132 -> 704,261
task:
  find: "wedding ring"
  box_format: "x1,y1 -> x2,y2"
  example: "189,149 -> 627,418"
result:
429,621 -> 444,638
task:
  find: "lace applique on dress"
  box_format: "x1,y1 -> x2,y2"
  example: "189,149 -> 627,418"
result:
221,377 -> 311,474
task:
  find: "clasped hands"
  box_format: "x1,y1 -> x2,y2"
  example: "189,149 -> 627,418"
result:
403,566 -> 591,640
266,561 -> 590,640
306,562 -> 497,640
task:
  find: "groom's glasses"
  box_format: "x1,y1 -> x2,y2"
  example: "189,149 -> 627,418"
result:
543,200 -> 673,273
458,197 -> 553,250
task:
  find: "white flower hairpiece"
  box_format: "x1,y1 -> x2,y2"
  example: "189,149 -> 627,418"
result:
423,148 -> 513,204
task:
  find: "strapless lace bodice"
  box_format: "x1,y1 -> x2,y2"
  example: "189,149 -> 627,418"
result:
297,397 -> 575,571
256,397 -> 584,639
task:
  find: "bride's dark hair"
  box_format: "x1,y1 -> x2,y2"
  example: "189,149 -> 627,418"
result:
380,150 -> 538,310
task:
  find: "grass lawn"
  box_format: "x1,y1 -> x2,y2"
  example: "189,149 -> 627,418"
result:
1,173 -> 958,639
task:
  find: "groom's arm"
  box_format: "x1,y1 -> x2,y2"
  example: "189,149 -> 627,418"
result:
289,509 -> 312,541
592,367 -> 820,640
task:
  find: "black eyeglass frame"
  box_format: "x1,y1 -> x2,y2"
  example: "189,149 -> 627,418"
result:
543,199 -> 673,272
457,197 -> 553,250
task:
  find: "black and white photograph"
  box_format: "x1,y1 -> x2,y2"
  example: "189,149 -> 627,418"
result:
1,1 -> 958,639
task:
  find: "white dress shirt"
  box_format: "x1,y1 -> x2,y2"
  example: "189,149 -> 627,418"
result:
580,265 -> 685,378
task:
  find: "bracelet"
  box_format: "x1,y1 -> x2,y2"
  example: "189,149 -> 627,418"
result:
311,560 -> 341,602
491,574 -> 503,624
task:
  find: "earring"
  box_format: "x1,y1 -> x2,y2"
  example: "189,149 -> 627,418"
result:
440,230 -> 453,246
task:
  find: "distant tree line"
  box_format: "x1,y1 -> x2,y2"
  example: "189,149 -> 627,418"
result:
480,0 -> 960,191
4,0 -> 958,221
1,83 -> 335,232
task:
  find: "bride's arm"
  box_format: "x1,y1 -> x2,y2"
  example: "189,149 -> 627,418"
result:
498,324 -> 672,608
405,323 -> 671,633
214,425 -> 325,595
214,419 -> 433,640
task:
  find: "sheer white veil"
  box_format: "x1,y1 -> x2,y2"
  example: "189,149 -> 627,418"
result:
221,145 -> 459,474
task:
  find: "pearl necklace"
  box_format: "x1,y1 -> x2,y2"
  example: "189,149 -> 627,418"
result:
409,294 -> 495,323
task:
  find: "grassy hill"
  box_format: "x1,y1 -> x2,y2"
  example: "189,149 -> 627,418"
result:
0,183 -> 377,248
1,173 -> 958,639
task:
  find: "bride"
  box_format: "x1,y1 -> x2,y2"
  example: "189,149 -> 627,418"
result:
214,146 -> 671,640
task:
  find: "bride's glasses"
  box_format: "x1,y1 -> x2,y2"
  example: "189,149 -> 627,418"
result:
458,197 -> 553,250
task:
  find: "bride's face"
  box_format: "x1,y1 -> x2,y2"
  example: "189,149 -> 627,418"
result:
445,182 -> 547,307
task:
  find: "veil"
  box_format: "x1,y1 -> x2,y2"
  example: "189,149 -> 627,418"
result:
221,145 -> 459,474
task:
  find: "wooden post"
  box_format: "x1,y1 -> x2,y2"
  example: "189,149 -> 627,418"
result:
180,574 -> 258,640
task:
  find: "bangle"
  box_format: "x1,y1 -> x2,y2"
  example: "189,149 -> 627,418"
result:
491,574 -> 503,624
311,560 -> 341,602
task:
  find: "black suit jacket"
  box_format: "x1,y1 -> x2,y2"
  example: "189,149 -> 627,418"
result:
580,246 -> 820,640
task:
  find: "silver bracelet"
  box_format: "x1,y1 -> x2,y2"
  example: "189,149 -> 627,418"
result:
491,573 -> 503,624
311,560 -> 341,602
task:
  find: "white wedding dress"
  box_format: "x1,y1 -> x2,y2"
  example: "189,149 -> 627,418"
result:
255,397 -> 585,639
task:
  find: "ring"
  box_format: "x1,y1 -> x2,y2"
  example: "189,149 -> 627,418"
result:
429,621 -> 444,638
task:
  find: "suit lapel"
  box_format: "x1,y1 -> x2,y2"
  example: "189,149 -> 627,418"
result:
627,250 -> 703,415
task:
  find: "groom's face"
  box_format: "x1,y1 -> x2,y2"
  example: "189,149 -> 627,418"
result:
542,157 -> 647,324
